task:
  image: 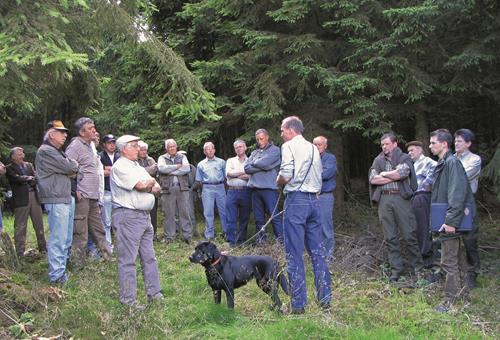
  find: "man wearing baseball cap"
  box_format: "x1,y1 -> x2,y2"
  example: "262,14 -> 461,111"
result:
35,120 -> 79,284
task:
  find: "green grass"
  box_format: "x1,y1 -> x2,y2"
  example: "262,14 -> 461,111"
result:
0,212 -> 498,339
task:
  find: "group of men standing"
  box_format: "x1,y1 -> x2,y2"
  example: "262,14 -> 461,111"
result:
370,128 -> 481,312
0,116 -> 481,314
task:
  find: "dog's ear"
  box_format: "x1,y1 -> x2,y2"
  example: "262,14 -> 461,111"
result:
206,242 -> 221,260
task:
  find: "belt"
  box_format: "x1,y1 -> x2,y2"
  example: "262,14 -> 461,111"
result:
203,181 -> 224,185
320,191 -> 333,194
170,182 -> 180,187
228,186 -> 248,190
414,191 -> 431,196
381,190 -> 400,195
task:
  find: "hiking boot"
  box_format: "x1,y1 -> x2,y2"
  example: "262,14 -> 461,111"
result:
426,270 -> 444,283
50,272 -> 70,285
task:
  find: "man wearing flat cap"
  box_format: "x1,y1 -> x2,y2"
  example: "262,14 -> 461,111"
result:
100,134 -> 120,247
35,120 -> 79,284
111,135 -> 163,310
406,140 -> 437,263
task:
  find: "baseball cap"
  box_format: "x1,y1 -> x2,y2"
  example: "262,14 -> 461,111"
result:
47,120 -> 69,132
103,134 -> 116,143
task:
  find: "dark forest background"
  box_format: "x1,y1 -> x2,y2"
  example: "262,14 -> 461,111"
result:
1,0 -> 499,211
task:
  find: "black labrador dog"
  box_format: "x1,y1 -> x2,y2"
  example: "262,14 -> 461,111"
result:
189,241 -> 289,310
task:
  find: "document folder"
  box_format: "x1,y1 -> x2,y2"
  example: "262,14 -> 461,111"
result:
430,203 -> 473,232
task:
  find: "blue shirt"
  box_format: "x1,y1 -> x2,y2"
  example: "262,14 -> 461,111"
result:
196,157 -> 226,183
244,142 -> 281,190
320,151 -> 337,193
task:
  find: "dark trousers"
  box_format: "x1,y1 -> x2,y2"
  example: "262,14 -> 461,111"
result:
463,228 -> 480,275
225,188 -> 252,245
378,194 -> 423,275
283,192 -> 331,309
13,191 -> 46,255
251,188 -> 283,243
411,192 -> 433,257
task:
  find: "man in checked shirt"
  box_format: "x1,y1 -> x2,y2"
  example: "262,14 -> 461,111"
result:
406,140 -> 437,265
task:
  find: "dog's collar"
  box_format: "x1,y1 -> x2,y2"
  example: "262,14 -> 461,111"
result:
211,256 -> 222,266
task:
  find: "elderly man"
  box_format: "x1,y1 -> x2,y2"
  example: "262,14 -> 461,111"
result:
195,142 -> 227,241
369,132 -> 423,283
430,129 -> 476,312
406,140 -> 437,262
99,134 -> 120,248
244,129 -> 282,245
35,120 -> 79,284
454,128 -> 482,289
66,117 -> 111,268
111,135 -> 163,310
158,139 -> 192,243
138,141 -> 159,237
6,147 -> 47,256
312,136 -> 337,264
179,151 -> 198,236
277,116 -> 331,314
0,161 -> 5,233
225,140 -> 252,246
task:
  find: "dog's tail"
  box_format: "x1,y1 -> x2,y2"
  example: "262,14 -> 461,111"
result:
278,270 -> 290,295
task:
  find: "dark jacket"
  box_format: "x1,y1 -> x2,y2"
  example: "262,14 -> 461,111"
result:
431,151 -> 476,232
369,147 -> 417,203
6,162 -> 38,208
99,151 -> 120,191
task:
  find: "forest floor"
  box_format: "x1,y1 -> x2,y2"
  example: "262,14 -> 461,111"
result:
0,202 -> 498,339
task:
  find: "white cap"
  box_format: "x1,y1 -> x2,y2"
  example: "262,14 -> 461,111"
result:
116,135 -> 140,144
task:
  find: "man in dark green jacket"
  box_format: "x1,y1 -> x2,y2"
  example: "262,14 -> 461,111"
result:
429,129 -> 475,312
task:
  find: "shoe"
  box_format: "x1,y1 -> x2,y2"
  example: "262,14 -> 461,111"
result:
389,275 -> 400,283
320,302 -> 331,313
148,292 -> 164,304
162,238 -> 174,244
435,299 -> 453,313
127,301 -> 147,313
50,272 -> 70,285
183,238 -> 191,245
291,307 -> 305,315
426,271 -> 444,283
466,272 -> 477,289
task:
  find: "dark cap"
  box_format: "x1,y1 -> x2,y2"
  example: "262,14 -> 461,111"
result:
405,140 -> 424,148
103,134 -> 116,143
47,120 -> 69,132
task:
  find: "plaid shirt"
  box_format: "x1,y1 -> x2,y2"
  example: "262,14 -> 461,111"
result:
413,155 -> 437,192
369,155 -> 410,191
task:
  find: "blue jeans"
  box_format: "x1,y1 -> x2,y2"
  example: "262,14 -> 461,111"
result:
225,189 -> 252,245
201,184 -> 227,239
283,192 -> 331,310
319,192 -> 335,263
46,197 -> 75,282
252,189 -> 283,243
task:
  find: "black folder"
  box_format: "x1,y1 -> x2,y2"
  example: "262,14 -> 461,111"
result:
430,203 -> 473,232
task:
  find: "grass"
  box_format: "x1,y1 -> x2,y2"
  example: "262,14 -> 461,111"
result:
0,210 -> 498,339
